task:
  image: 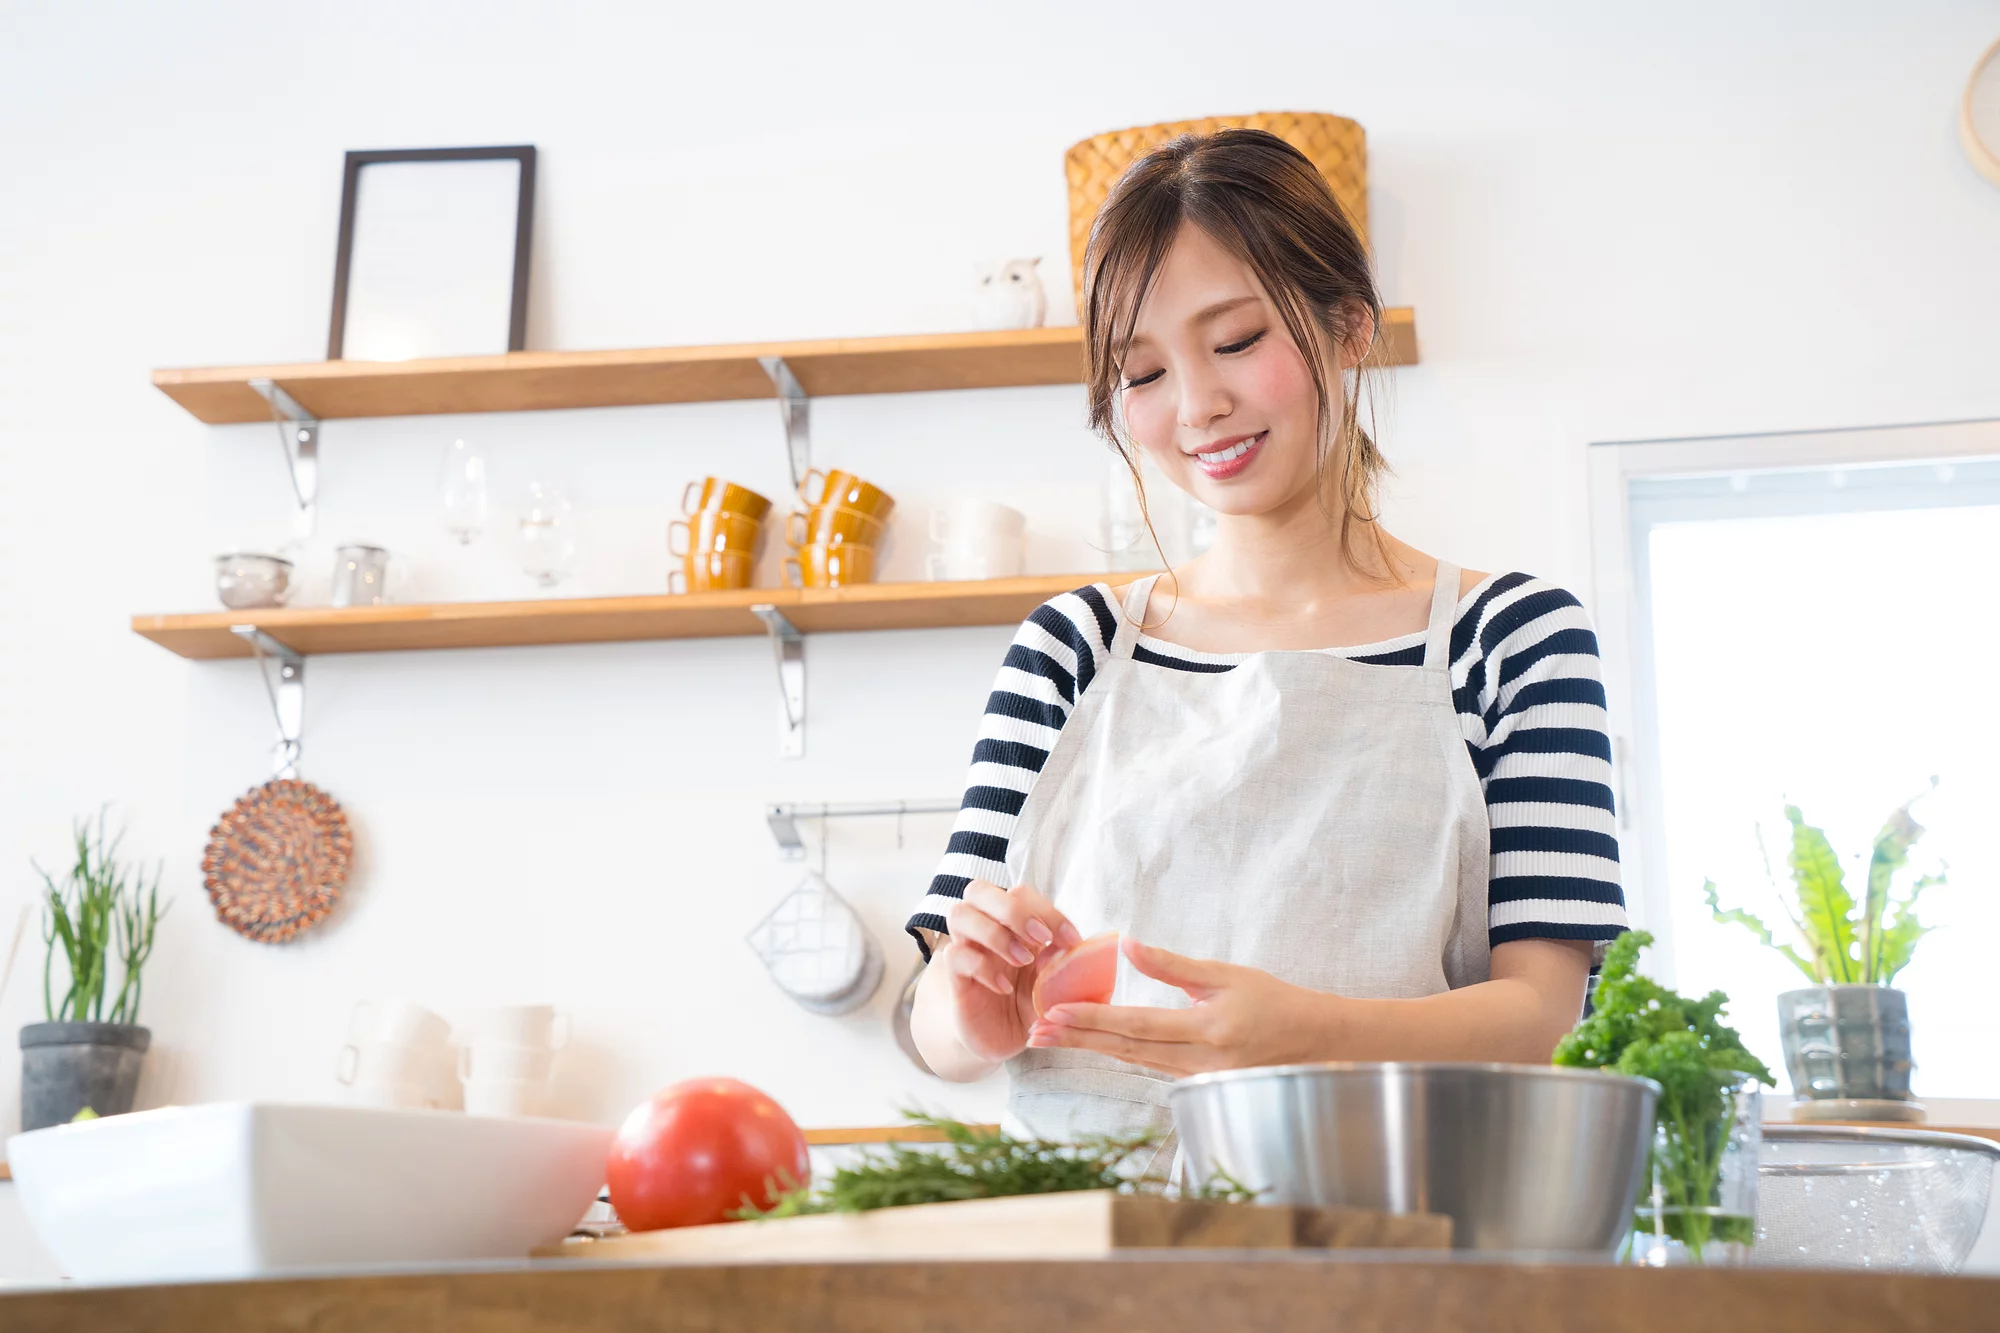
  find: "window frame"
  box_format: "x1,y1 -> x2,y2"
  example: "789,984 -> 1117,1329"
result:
1584,417 -> 2000,987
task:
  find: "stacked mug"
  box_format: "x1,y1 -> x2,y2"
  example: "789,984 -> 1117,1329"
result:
458,1004 -> 570,1118
670,478 -> 772,593
785,468 -> 895,588
927,499 -> 1027,581
335,1000 -> 452,1109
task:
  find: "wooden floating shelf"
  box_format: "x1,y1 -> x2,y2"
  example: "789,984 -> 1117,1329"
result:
132,573 -> 1124,660
151,313 -> 1419,425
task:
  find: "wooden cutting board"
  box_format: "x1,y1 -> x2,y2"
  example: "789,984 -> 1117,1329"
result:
541,1191 -> 1450,1262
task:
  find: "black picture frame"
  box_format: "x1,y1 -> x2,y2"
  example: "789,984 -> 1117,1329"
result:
326,145 -> 536,361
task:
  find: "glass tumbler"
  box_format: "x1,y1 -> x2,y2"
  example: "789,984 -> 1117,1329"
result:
1628,1078 -> 1762,1266
331,545 -> 391,608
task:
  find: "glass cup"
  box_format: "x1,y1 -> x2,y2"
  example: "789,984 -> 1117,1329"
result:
518,482 -> 577,588
1627,1078 -> 1762,1266
331,545 -> 391,608
439,438 -> 488,545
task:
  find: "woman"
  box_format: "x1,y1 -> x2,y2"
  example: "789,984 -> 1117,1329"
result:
907,130 -> 1625,1153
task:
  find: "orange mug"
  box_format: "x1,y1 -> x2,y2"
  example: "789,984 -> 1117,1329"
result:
783,542 -> 877,588
668,549 -> 755,594
669,508 -> 764,558
680,477 -> 772,522
796,469 -> 894,521
784,505 -> 886,550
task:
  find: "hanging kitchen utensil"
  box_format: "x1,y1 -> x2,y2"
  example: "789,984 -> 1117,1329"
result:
890,960 -> 936,1076
202,779 -> 353,943
745,870 -> 883,1016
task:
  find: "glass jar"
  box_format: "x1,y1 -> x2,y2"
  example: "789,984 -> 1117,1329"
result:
1628,1078 -> 1762,1266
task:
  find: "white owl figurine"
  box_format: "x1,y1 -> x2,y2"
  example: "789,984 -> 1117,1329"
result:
972,257 -> 1047,331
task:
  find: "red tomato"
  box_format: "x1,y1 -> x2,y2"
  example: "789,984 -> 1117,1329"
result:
1032,931 -> 1120,1017
606,1078 -> 810,1231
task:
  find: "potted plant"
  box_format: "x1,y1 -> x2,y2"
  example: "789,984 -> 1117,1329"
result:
21,812 -> 169,1132
1704,784 -> 1945,1112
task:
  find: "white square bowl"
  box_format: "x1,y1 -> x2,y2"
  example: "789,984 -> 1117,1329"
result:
5,1101 -> 612,1282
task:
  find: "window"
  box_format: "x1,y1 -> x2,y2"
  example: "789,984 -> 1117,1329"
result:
1590,421 -> 2000,1098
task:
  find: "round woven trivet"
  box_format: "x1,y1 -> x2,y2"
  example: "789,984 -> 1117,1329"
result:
201,778 -> 353,944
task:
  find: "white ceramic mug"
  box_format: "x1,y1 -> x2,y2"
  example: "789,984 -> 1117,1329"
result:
458,1041 -> 556,1083
463,1005 -> 569,1051
925,534 -> 1025,582
334,1039 -> 435,1109
462,1077 -> 549,1118
350,999 -> 451,1052
929,500 -> 1025,546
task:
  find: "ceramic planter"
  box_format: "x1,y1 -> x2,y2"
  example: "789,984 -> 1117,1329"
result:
1776,986 -> 1913,1102
19,1021 -> 151,1131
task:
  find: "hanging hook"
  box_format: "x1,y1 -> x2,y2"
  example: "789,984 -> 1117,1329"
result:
816,805 -> 829,879
896,800 -> 906,851
231,626 -> 305,779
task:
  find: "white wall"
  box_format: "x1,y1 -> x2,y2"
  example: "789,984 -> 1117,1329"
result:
3,1 -> 1998,1136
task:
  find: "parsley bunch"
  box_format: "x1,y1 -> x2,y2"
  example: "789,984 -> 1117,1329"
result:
1554,931 -> 1772,1259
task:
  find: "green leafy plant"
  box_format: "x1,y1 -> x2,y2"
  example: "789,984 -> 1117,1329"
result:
1704,783 -> 1946,985
1555,931 -> 1772,1260
36,811 -> 169,1025
730,1110 -> 1255,1219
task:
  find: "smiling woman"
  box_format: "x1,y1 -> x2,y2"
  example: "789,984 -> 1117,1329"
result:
905,131 -> 1624,1161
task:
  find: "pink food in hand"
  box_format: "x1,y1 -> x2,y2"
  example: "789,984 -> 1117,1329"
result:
1031,931 -> 1120,1017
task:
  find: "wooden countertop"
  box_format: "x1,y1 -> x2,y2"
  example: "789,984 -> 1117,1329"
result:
2,1255 -> 1996,1332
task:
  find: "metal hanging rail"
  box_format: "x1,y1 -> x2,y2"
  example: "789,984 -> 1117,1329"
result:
765,800 -> 959,861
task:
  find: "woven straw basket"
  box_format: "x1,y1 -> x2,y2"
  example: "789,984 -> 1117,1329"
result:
1063,112 -> 1367,300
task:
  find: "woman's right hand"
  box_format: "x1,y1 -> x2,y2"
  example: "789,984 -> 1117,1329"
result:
931,880 -> 1082,1066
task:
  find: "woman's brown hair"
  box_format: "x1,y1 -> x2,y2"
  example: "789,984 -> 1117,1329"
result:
1082,128 -> 1391,577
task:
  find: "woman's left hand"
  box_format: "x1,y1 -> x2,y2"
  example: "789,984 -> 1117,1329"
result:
1026,937 -> 1331,1076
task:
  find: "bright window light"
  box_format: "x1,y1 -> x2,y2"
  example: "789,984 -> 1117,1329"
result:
1641,463 -> 2000,1098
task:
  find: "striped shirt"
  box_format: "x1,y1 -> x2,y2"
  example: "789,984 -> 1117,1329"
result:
906,571 -> 1628,965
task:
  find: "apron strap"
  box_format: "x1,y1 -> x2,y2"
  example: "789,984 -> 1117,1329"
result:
1110,574 -> 1163,659
1423,562 -> 1461,668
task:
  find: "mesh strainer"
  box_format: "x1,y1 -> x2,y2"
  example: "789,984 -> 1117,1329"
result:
1753,1125 -> 1997,1272
745,871 -> 884,1016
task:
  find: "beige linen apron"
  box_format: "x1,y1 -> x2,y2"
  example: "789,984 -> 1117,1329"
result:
1002,566 -> 1490,1168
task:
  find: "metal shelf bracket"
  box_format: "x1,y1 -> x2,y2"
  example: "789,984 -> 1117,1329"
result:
765,799 -> 960,861
247,377 -> 319,539
749,604 -> 805,759
231,625 -> 305,778
757,356 -> 810,490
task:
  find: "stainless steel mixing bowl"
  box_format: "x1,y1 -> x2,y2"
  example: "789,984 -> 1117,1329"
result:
1171,1062 -> 1658,1255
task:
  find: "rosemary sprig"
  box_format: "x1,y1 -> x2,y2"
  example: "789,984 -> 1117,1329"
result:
729,1111 -> 1259,1219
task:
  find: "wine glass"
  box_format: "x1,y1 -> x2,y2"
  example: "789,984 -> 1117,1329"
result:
517,481 -> 577,588
439,438 -> 488,545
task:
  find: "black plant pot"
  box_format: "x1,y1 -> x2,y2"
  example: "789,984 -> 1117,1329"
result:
19,1021 -> 151,1132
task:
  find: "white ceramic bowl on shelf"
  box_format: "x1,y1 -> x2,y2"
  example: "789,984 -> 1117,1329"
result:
6,1101 -> 611,1282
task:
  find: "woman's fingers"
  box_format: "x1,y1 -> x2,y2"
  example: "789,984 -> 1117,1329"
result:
1026,1021 -> 1202,1075
940,937 -> 1014,996
1121,937 -> 1231,997
945,895 -> 1038,967
962,880 -> 1079,957
1038,1002 -> 1202,1042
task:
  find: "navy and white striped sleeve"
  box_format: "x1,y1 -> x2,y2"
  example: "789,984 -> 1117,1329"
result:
905,585 -> 1118,959
1453,574 -> 1628,954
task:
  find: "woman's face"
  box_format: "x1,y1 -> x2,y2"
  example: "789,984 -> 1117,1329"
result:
1116,224 -> 1335,518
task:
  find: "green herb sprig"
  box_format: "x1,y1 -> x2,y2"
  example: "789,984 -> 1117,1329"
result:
1555,931 -> 1771,1260
731,1111 -> 1255,1220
